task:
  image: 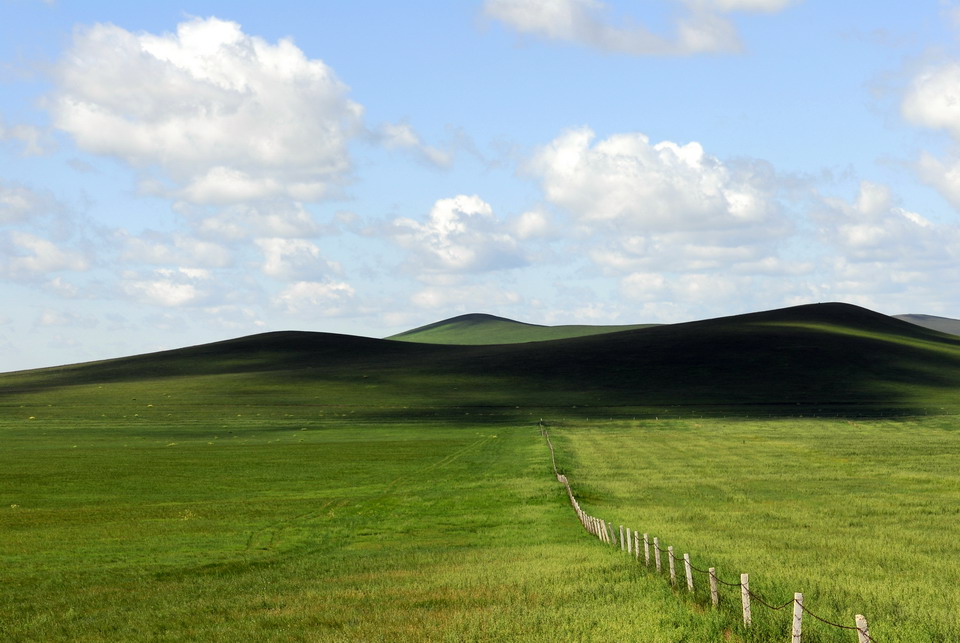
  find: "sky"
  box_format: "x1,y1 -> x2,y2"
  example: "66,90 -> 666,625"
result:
2,0 -> 960,372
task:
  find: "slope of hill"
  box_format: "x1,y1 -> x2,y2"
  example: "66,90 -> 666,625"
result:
3,302 -> 959,416
388,312 -> 654,344
895,313 -> 960,337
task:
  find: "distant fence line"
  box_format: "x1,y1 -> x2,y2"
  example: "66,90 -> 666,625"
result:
539,420 -> 874,643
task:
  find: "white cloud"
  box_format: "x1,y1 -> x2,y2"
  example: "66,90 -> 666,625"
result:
120,267 -> 212,307
255,237 -> 340,280
120,232 -> 232,268
0,181 -> 50,223
49,17 -> 363,204
187,199 -> 323,240
526,127 -> 787,276
273,280 -> 356,316
378,122 -> 452,167
901,59 -> 960,208
902,62 -> 960,140
390,194 -> 527,274
528,127 -> 779,230
0,120 -> 45,156
3,231 -> 88,276
816,181 -> 955,264
510,207 -> 555,240
484,0 -> 797,56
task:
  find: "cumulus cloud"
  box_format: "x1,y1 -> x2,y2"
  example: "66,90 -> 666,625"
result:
528,127 -> 779,230
390,194 -> 527,274
484,0 -> 797,56
49,17 -> 363,204
526,127 -> 788,276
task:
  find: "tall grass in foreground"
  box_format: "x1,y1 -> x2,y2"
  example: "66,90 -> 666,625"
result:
550,416 -> 960,642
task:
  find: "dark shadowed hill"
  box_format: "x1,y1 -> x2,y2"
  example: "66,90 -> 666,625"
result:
3,303 -> 959,416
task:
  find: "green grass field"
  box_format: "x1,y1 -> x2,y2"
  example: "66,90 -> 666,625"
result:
389,312 -> 654,345
548,416 -> 960,642
2,302 -> 959,640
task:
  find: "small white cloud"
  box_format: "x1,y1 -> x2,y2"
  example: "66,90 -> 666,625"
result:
902,62 -> 960,140
484,0 -> 796,56
815,181 -> 959,269
4,231 -> 88,276
120,267 -> 212,307
390,194 -> 526,274
190,200 -> 323,240
120,232 -> 232,268
0,181 -> 51,223
378,122 -> 452,168
255,237 -> 339,280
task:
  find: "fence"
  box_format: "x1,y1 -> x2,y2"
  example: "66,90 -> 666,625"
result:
540,420 -> 874,642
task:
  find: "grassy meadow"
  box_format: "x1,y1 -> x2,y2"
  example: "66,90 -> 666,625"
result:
1,397 -> 736,641
2,302 -> 959,640
549,416 -> 960,642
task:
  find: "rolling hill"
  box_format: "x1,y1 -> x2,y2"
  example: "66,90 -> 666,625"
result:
896,313 -> 960,336
3,302 -> 959,416
388,312 -> 654,344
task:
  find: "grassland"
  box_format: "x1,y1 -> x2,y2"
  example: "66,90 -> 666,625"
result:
389,312 -> 654,345
548,415 -> 960,642
1,302 -> 959,640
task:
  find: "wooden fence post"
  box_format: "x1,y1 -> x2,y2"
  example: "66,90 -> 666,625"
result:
709,567 -> 718,607
634,531 -> 640,561
643,533 -> 650,566
626,527 -> 632,555
619,525 -> 625,551
792,593 -> 803,642
741,573 -> 751,627
855,614 -> 870,643
654,537 -> 662,573
668,546 -> 677,586
683,553 -> 694,592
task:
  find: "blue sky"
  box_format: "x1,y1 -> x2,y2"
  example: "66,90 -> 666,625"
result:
2,0 -> 960,371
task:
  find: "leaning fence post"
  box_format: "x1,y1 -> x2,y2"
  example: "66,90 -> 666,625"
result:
643,533 -> 650,566
792,593 -> 803,642
741,573 -> 751,627
683,553 -> 694,592
709,567 -> 718,607
668,546 -> 677,586
855,614 -> 870,643
654,537 -> 662,573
